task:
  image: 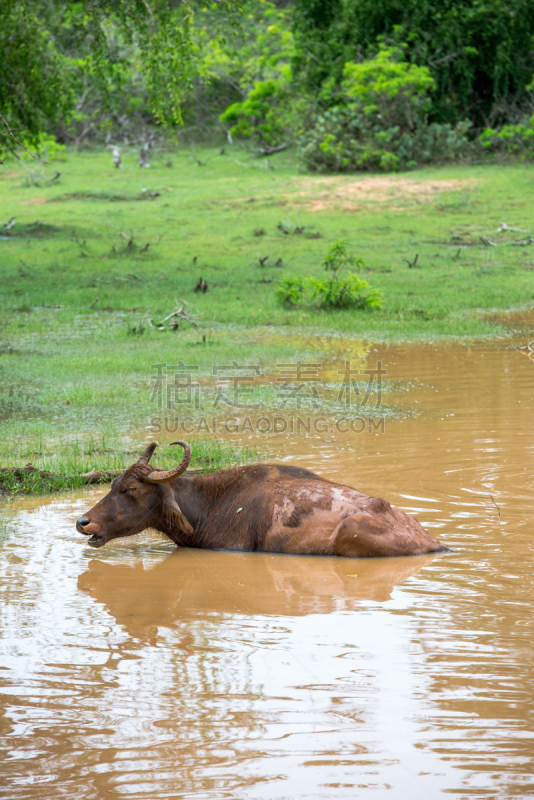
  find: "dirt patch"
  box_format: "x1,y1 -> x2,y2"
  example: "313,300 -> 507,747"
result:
22,197 -> 47,205
1,170 -> 24,179
281,176 -> 477,212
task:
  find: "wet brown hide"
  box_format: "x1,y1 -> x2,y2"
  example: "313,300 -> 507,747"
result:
78,460 -> 447,557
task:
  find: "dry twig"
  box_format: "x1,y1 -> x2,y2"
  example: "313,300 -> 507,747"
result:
489,494 -> 501,522
156,301 -> 200,331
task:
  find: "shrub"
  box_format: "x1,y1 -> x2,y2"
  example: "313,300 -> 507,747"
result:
307,272 -> 383,310
299,47 -> 471,173
478,117 -> 534,158
342,47 -> 435,128
220,70 -> 310,151
301,106 -> 471,172
221,78 -> 295,148
323,239 -> 363,274
275,276 -> 307,307
275,241 -> 383,311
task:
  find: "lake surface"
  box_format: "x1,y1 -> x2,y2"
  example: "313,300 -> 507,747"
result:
1,340 -> 534,799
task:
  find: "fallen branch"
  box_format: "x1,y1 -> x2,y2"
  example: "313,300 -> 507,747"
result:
155,301 -> 200,331
497,222 -> 529,233
81,469 -> 126,483
508,237 -> 534,246
257,142 -> 290,156
480,235 -> 497,246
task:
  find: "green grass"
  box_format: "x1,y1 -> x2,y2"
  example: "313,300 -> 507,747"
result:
2,146 -> 533,334
1,145 -> 533,492
0,435 -> 259,495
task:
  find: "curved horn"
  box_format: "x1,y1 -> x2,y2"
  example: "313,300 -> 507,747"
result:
138,441 -> 159,465
145,440 -> 192,484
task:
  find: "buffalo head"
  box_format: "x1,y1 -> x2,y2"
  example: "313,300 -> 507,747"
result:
76,441 -> 193,548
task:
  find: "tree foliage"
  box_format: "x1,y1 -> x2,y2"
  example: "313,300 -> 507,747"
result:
212,1 -> 306,150
292,0 -> 534,127
3,0 -> 534,167
300,47 -> 471,172
0,0 -> 238,157
342,48 -> 435,128
0,0 -> 73,156
221,79 -> 296,148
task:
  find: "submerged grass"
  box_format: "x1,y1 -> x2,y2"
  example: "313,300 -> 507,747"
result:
1,146 -> 533,493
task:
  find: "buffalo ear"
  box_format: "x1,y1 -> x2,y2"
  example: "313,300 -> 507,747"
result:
161,485 -> 193,536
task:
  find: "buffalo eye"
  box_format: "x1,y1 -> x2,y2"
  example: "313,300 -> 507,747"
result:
121,487 -> 137,494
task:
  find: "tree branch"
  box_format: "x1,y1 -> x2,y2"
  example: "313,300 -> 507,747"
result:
0,114 -> 48,163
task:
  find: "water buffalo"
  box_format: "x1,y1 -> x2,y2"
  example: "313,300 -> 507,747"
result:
76,441 -> 447,558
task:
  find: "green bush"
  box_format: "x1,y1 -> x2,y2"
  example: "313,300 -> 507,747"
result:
275,241 -> 383,310
479,117 -> 534,158
275,276 -> 307,306
307,272 -> 383,309
299,47 -> 471,172
301,106 -> 471,172
221,77 -> 300,148
342,47 -> 435,127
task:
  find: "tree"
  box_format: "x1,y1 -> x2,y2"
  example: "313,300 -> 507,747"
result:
0,1 -> 72,157
0,0 -> 238,158
292,0 -> 534,127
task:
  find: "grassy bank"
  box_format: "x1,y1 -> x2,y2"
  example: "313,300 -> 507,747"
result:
1,146 -> 533,491
0,436 -> 259,495
2,146 -> 534,334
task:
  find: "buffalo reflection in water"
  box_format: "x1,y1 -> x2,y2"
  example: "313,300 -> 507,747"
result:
77,548 -> 442,641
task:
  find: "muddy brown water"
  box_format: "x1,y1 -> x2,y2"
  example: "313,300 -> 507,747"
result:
1,340 -> 534,799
